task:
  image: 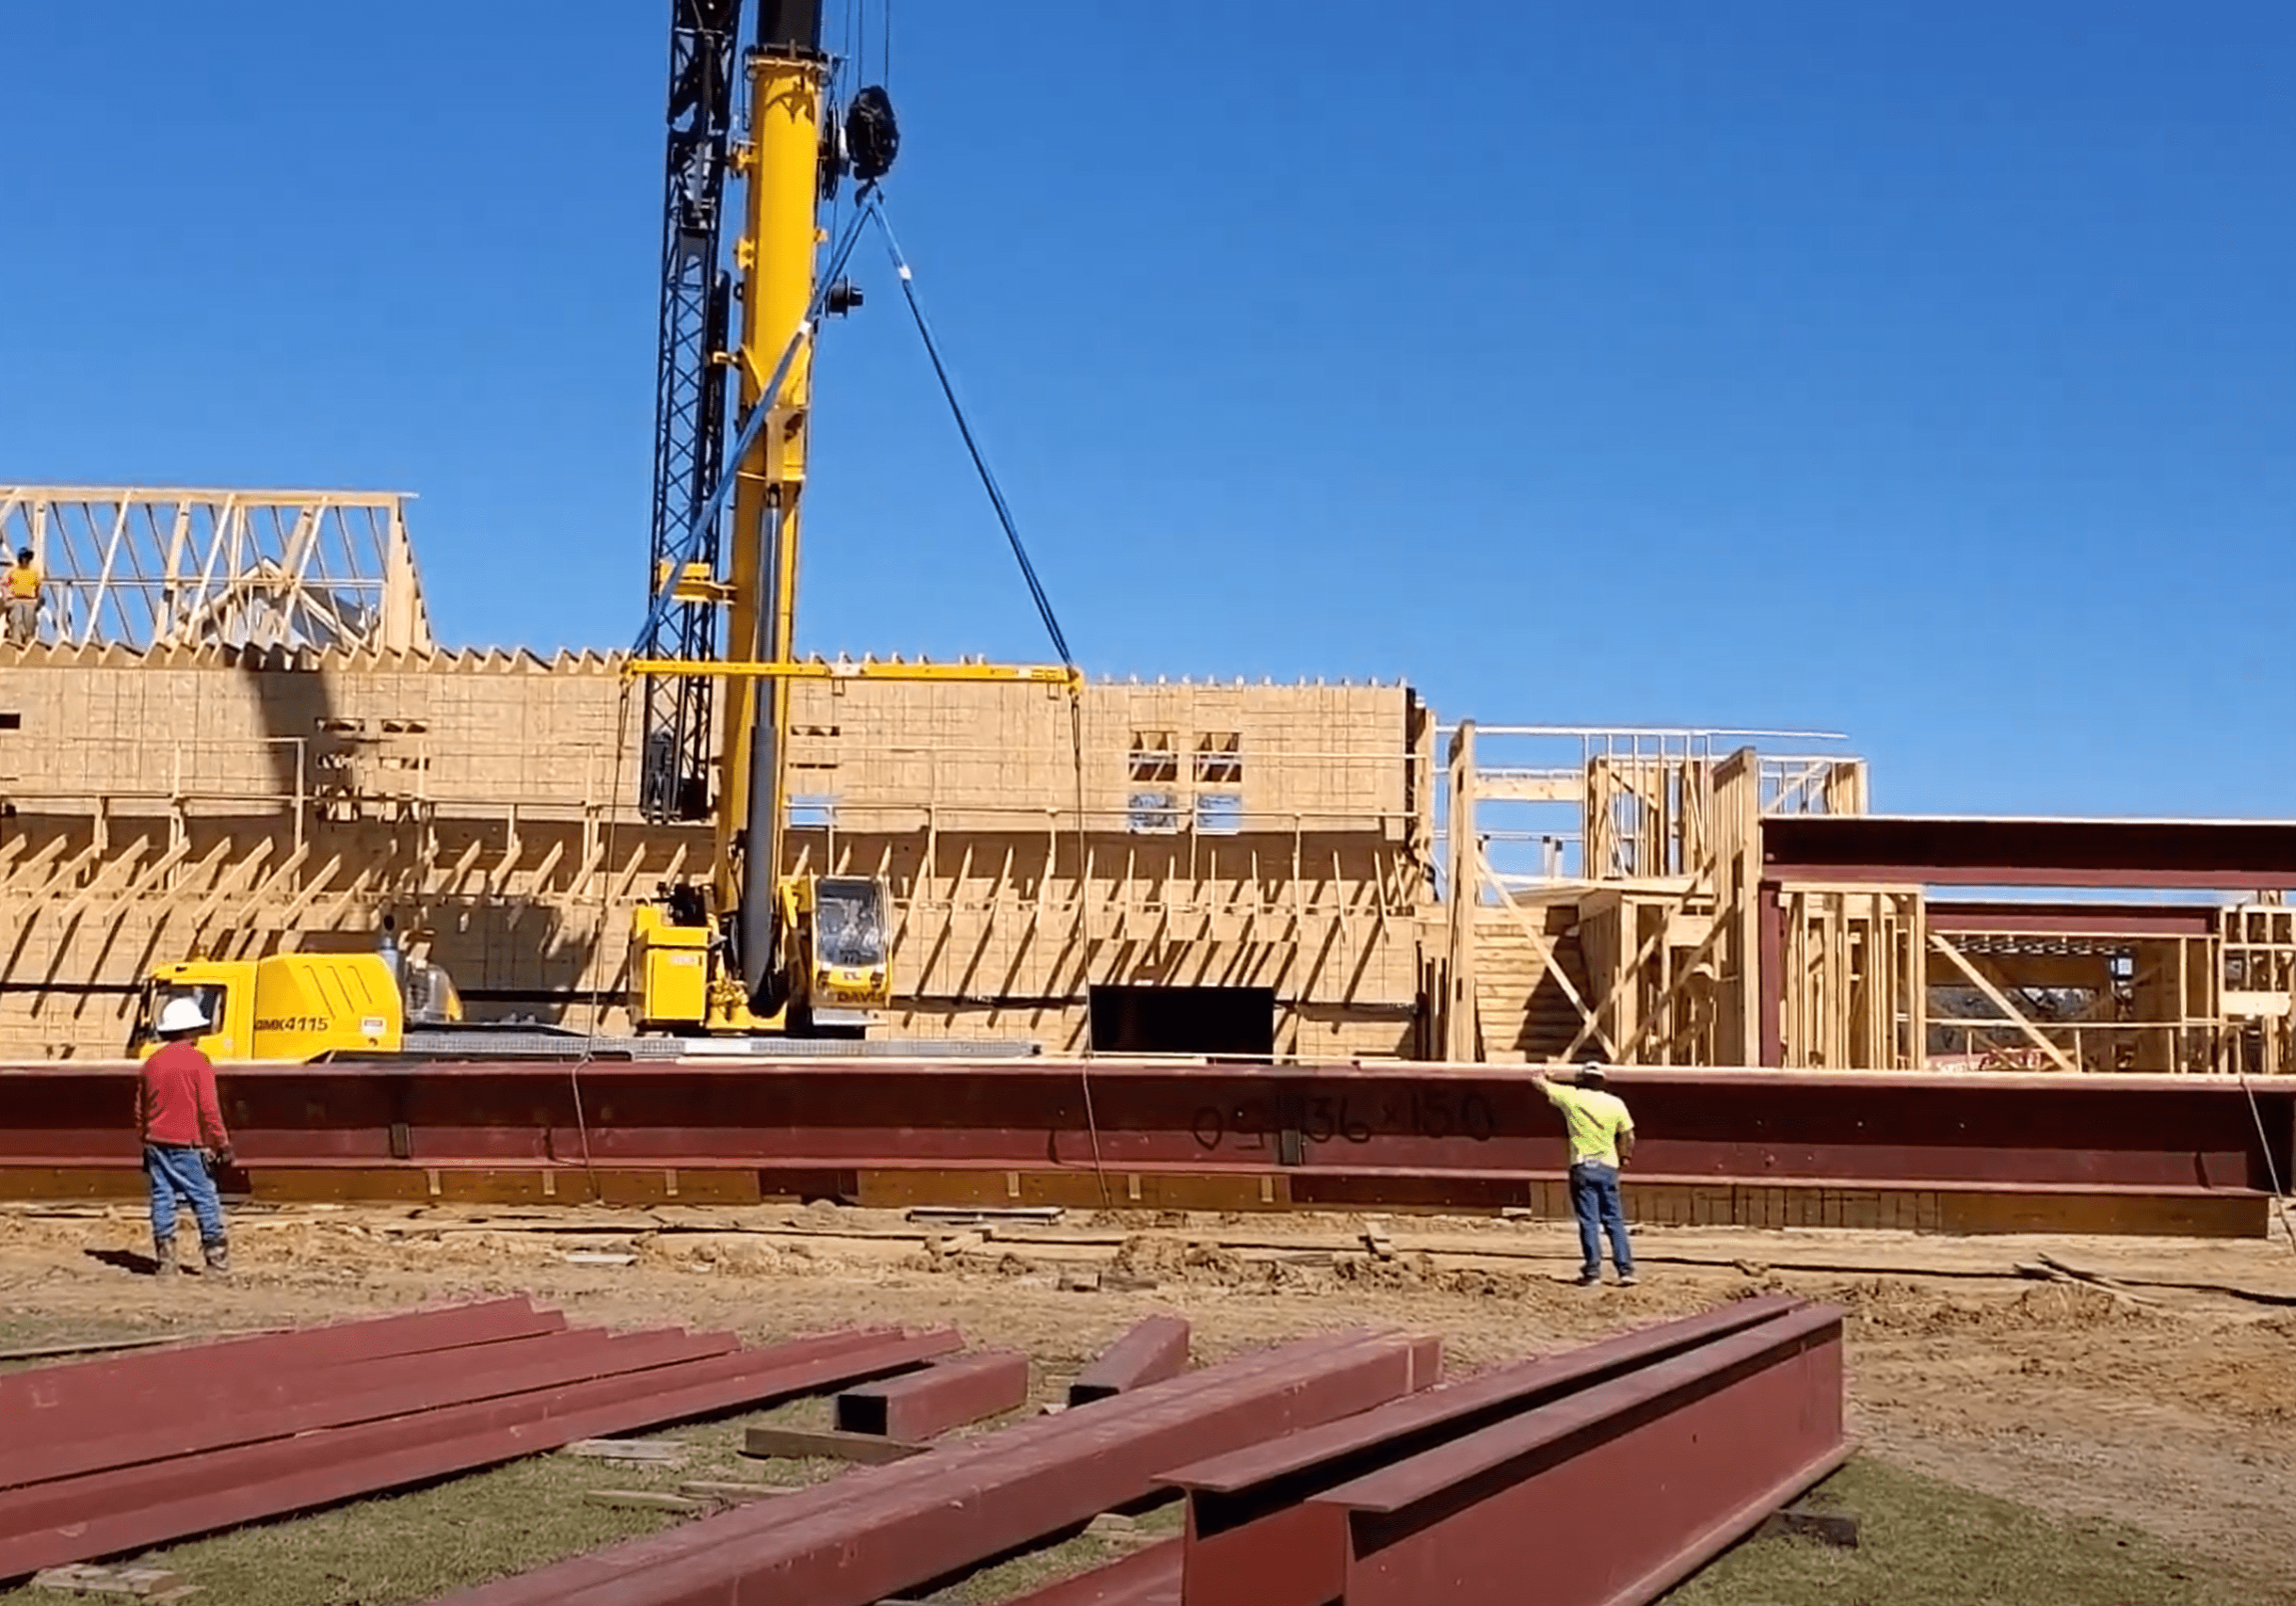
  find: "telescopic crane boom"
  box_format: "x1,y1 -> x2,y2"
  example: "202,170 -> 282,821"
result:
631,0 -> 896,1035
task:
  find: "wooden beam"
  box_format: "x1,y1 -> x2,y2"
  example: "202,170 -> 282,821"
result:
1926,931 -> 2078,1074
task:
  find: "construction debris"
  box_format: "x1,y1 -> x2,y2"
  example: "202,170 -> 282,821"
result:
561,1438 -> 689,1467
29,1565 -> 197,1600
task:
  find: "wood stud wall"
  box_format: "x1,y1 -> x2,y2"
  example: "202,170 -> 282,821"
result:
0,648 -> 1430,1058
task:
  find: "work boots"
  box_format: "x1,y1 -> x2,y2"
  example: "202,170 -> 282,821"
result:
153,1234 -> 178,1278
201,1237 -> 231,1277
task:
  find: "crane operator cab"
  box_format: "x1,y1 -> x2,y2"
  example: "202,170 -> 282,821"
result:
632,872 -> 893,1036
787,874 -> 891,1033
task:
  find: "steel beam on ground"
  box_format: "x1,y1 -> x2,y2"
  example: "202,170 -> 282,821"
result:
425,1327 -> 1442,1606
0,1325 -> 713,1492
0,1327 -> 955,1580
834,1350 -> 1030,1439
1167,1296 -> 1808,1606
1068,1317 -> 1190,1406
0,1298 -> 557,1435
7,1324 -> 616,1461
1000,1538 -> 1180,1606
1307,1305 -> 1849,1606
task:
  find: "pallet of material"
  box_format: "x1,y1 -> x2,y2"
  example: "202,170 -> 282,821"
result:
0,1301 -> 957,1581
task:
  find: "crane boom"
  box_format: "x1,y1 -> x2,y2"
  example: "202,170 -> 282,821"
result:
638,0 -> 741,825
719,0 -> 827,1009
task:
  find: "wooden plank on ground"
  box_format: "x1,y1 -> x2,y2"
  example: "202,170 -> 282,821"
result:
583,1489 -> 707,1514
30,1563 -> 199,1598
742,1423 -> 926,1465
677,1480 -> 798,1502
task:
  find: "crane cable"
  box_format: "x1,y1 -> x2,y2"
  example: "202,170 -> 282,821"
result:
868,198 -> 1109,1207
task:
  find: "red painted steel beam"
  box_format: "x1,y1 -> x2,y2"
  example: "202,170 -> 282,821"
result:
1001,1539 -> 1180,1606
1309,1305 -> 1849,1605
9,1325 -> 612,1455
1926,900 -> 2224,938
834,1350 -> 1030,1439
1763,813 -> 2296,890
425,1327 -> 1442,1606
0,1325 -> 708,1491
0,1298 -> 557,1435
1167,1296 -> 1807,1606
0,1062 -> 2286,1200
0,1327 -> 955,1580
1068,1316 -> 1190,1406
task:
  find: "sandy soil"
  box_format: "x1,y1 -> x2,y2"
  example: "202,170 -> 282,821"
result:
5,1201 -> 2294,1598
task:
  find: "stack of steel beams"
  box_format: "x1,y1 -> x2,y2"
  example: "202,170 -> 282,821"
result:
0,1298 -> 955,1580
430,1299 -> 1848,1606
428,1327 -> 1444,1606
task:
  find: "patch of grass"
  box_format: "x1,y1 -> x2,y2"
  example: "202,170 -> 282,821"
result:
1663,1458 -> 2278,1606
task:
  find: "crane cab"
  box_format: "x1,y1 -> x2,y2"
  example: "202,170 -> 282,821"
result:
788,874 -> 891,1031
631,872 -> 891,1036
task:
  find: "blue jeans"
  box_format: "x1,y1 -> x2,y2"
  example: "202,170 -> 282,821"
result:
144,1144 -> 226,1246
1569,1162 -> 1633,1279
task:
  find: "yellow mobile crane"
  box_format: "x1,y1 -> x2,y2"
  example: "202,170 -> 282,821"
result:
133,0 -> 1076,1062
625,0 -> 1077,1038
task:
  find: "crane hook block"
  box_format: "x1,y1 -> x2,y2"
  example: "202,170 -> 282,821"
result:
846,86 -> 899,183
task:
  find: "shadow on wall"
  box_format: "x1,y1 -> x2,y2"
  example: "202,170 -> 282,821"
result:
236,649 -> 339,805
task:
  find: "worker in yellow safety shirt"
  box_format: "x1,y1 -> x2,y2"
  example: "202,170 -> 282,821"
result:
4,548 -> 40,645
1532,1053 -> 1637,1286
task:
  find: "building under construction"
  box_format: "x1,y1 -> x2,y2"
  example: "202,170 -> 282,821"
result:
2,4 -> 2291,1239
8,485 -> 2296,1084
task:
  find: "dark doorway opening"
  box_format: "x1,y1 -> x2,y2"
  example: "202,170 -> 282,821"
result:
1088,985 -> 1276,1057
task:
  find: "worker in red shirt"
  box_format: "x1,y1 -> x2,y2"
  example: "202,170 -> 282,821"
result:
136,996 -> 233,1277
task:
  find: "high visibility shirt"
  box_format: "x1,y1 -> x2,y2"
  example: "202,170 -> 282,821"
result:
137,1042 -> 231,1149
1543,1082 -> 1633,1168
4,564 -> 37,601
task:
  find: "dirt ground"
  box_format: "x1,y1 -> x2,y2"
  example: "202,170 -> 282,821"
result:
5,1200 -> 2294,1601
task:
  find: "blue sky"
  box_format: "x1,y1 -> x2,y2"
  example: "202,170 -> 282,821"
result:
4,1 -> 2292,817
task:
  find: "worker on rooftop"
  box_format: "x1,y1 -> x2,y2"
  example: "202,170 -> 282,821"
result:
3,548 -> 40,645
136,996 -> 233,1277
1532,1052 -> 1637,1287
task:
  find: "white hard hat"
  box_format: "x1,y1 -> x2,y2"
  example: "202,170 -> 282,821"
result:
157,996 -> 210,1036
